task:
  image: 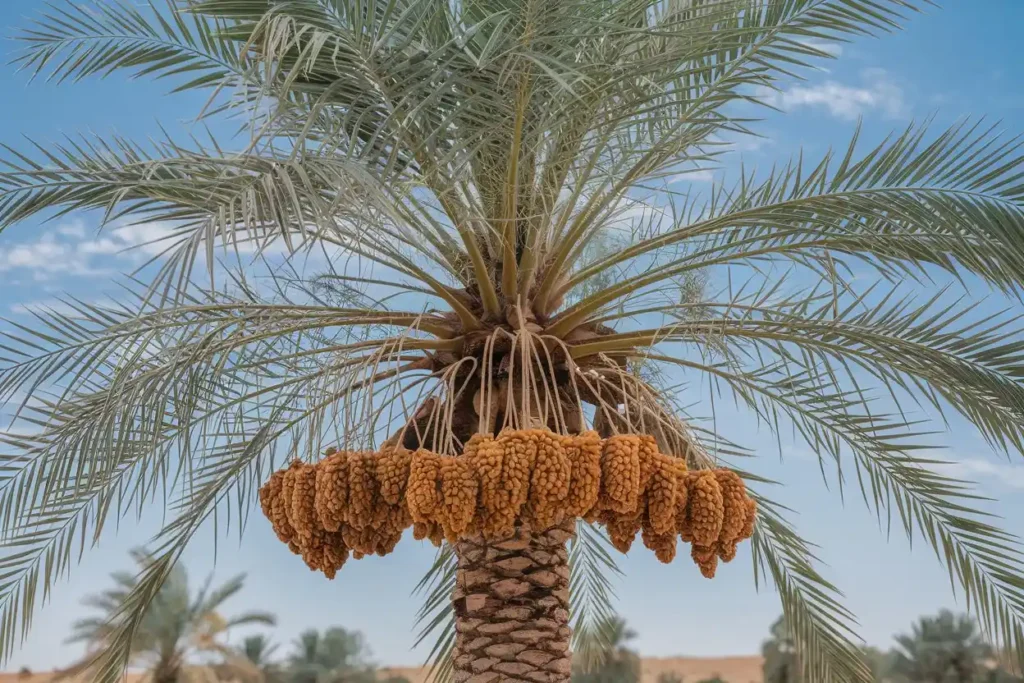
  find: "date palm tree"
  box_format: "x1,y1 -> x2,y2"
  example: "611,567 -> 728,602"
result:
241,635 -> 286,683
2,1 -> 1024,682
62,549 -> 274,682
890,611 -> 994,683
288,628 -> 376,683
571,617 -> 640,683
762,617 -> 800,683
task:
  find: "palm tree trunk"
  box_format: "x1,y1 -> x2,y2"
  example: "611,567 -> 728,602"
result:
153,667 -> 179,683
452,520 -> 575,683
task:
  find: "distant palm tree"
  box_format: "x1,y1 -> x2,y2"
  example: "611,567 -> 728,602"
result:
64,548 -> 275,683
863,646 -> 896,682
890,611 -> 992,683
242,634 -> 286,683
288,628 -> 377,683
572,617 -> 641,683
762,617 -> 800,683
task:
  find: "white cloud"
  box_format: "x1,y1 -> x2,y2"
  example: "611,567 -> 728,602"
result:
9,299 -> 91,317
764,68 -> 907,120
0,221 -> 182,280
668,169 -> 716,184
0,232 -> 111,278
706,132 -> 772,155
56,220 -> 87,239
2,218 -> 312,286
109,223 -> 181,256
799,39 -> 844,58
937,457 -> 1024,491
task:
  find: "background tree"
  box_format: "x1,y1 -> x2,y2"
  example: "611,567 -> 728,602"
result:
288,628 -> 377,683
241,634 -> 286,683
863,646 -> 896,683
656,673 -> 684,683
62,549 -> 274,683
375,675 -> 412,683
886,611 -> 1024,683
3,1 -> 1024,682
762,617 -> 800,683
984,669 -> 1024,683
889,610 -> 991,683
572,618 -> 641,683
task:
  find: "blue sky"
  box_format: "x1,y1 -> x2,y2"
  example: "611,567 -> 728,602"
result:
2,0 -> 1024,674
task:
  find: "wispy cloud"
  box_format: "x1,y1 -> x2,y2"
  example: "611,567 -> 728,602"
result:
799,39 -> 844,58
938,457 -> 1024,491
707,131 -> 773,156
0,232 -> 110,279
668,169 -> 716,184
0,219 -> 182,280
762,68 -> 907,120
9,299 -> 92,317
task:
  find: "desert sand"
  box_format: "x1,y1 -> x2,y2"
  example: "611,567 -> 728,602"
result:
1,655 -> 764,683
379,655 -> 765,683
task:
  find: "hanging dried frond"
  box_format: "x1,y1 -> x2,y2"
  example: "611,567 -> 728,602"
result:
565,431 -> 603,519
526,432 -> 572,529
407,449 -> 443,524
347,451 -> 378,530
742,499 -> 757,539
289,462 -> 319,543
494,429 -> 539,538
320,534 -> 350,579
315,449 -> 348,532
376,447 -> 412,506
259,470 -> 295,547
603,510 -> 642,554
716,469 -> 749,562
258,436 -> 757,581
647,453 -> 681,536
280,461 -> 302,533
463,433 -> 506,534
412,520 -> 445,548
641,523 -> 677,564
636,435 -> 658,499
692,543 -> 719,579
438,456 -> 478,542
599,435 -> 642,515
686,470 -> 725,548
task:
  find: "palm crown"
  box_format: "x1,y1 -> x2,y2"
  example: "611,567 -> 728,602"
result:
2,0 -> 1024,682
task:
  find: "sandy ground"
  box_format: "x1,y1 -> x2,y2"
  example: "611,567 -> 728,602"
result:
2,655 -> 764,683
379,656 -> 765,683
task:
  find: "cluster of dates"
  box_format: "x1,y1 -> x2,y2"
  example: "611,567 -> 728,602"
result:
259,429 -> 756,579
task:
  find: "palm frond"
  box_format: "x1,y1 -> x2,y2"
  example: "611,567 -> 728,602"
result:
643,328 -> 1024,664
552,120 -> 1024,332
412,545 -> 458,683
752,499 -> 873,682
14,0 -> 248,97
569,522 -> 622,673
